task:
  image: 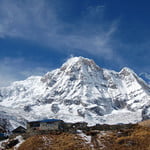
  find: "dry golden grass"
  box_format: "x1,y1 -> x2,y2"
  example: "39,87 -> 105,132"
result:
18,133 -> 91,150
17,124 -> 150,150
100,125 -> 150,150
138,120 -> 150,127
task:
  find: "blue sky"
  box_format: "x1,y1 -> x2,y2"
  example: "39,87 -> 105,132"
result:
0,0 -> 150,86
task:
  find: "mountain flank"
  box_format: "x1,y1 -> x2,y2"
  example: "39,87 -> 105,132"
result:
0,56 -> 150,130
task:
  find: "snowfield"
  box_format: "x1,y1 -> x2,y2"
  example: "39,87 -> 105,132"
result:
0,56 -> 150,130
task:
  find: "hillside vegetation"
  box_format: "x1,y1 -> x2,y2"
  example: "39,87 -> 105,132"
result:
18,133 -> 91,150
101,125 -> 150,150
17,122 -> 150,150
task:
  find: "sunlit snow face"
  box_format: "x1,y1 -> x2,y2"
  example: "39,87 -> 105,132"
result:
0,57 -> 149,130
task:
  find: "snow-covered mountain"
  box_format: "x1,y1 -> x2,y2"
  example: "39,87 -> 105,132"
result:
0,57 -> 150,130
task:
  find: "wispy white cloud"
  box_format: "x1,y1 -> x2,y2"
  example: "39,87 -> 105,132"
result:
139,72 -> 150,85
0,57 -> 49,87
140,72 -> 150,79
0,0 -> 59,38
0,0 -> 121,60
20,67 -> 49,77
0,0 -> 126,86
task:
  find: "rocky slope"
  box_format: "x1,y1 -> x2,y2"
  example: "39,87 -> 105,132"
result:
0,57 -> 150,130
2,122 -> 150,150
18,125 -> 150,150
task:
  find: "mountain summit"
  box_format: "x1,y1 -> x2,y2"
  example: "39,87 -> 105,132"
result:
0,57 -> 150,130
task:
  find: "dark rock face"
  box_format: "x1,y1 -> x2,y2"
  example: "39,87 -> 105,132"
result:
113,99 -> 126,109
73,100 -> 80,105
142,106 -> 150,120
0,94 -> 2,97
87,106 -> 104,116
51,104 -> 60,114
44,98 -> 54,104
64,100 -> 73,106
24,105 -> 32,112
0,92 -> 3,102
48,79 -> 56,87
0,118 -> 10,131
77,109 -> 85,117
69,75 -> 77,81
120,68 -> 132,76
0,126 -> 5,133
4,139 -> 19,149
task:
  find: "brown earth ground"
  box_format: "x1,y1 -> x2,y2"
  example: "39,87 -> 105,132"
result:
18,132 -> 91,150
100,125 -> 150,150
2,120 -> 150,150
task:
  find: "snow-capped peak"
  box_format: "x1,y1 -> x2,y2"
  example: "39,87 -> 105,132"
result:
0,56 -> 150,130
60,56 -> 101,72
120,67 -> 135,75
